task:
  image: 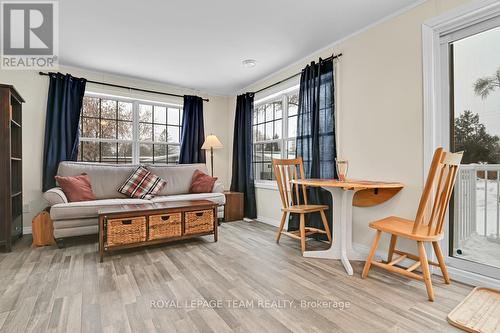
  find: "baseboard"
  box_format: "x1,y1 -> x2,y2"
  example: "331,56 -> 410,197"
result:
446,266 -> 500,289
256,216 -> 283,228
23,227 -> 32,234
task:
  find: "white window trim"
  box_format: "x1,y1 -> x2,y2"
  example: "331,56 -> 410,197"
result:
422,0 -> 500,289
253,87 -> 299,188
80,91 -> 183,165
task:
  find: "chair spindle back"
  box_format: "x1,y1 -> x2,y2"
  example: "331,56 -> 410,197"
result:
413,147 -> 463,236
273,158 -> 308,209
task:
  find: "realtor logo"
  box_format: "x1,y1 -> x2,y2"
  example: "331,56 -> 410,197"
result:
1,1 -> 58,69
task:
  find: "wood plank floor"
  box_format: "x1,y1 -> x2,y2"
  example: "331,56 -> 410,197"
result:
0,220 -> 471,333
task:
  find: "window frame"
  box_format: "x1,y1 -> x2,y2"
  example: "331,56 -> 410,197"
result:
79,92 -> 183,164
253,87 -> 299,187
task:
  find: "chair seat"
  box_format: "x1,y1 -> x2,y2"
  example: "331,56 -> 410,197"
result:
369,216 -> 444,241
283,204 -> 329,213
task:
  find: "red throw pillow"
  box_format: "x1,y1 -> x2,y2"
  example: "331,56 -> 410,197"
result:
190,169 -> 217,193
54,173 -> 96,202
118,166 -> 167,199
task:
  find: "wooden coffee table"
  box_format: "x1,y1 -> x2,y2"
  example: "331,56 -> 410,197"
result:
98,200 -> 219,262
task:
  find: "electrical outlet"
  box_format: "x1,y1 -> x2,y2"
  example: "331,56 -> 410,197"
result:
22,203 -> 30,213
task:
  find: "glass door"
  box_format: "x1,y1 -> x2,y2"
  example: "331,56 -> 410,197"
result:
449,23 -> 500,278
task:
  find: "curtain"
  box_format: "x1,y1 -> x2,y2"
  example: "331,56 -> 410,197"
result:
42,73 -> 87,191
230,93 -> 257,218
179,95 -> 206,164
289,59 -> 337,240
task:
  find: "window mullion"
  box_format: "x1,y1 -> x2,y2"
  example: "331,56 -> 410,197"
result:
282,94 -> 288,159
132,101 -> 139,164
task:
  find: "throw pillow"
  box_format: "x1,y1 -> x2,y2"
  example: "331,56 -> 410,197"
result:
190,169 -> 217,193
118,166 -> 167,199
54,173 -> 96,202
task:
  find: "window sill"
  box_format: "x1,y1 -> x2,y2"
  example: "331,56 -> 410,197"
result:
255,181 -> 278,190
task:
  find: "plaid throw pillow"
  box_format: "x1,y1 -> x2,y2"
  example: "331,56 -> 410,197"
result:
118,166 -> 167,199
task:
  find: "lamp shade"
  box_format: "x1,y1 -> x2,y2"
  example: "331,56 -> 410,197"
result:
201,135 -> 223,149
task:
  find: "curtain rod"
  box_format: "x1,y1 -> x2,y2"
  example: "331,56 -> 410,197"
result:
253,53 -> 342,95
38,72 -> 209,102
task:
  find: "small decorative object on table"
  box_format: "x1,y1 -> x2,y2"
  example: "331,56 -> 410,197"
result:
336,159 -> 349,181
224,191 -> 244,222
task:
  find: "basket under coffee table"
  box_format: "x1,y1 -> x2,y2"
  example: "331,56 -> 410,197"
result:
98,200 -> 219,262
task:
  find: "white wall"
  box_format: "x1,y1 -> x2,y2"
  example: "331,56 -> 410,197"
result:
236,0 -> 472,251
0,66 -> 233,227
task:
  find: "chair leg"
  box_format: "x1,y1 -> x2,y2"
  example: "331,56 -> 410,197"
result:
276,212 -> 287,243
387,235 -> 397,262
418,241 -> 435,301
432,241 -> 450,284
319,210 -> 332,243
299,214 -> 306,254
362,230 -> 382,278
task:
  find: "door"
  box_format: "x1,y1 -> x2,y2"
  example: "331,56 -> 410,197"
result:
448,21 -> 500,279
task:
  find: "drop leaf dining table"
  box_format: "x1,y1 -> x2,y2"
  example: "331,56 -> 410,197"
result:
291,179 -> 404,276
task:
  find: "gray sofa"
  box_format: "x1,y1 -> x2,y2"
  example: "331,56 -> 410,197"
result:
43,162 -> 225,242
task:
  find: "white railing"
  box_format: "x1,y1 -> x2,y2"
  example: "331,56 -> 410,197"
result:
454,164 -> 500,249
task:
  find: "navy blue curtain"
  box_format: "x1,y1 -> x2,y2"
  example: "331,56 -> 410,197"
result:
42,73 -> 87,191
289,59 -> 337,240
179,95 -> 206,164
230,93 -> 257,218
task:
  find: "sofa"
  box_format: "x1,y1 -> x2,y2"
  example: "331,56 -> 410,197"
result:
43,162 -> 225,243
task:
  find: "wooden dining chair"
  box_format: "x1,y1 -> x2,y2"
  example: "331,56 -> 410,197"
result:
362,147 -> 463,301
273,158 -> 332,254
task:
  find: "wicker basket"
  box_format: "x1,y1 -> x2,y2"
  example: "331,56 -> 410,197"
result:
106,216 -> 146,247
148,213 -> 182,240
184,209 -> 214,235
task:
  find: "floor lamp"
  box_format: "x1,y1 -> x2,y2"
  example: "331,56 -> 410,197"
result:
201,134 -> 223,177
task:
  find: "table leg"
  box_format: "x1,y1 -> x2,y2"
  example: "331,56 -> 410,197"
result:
340,189 -> 353,275
214,209 -> 218,242
99,216 -> 104,263
302,187 -> 363,276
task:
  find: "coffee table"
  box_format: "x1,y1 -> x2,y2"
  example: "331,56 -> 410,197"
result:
98,200 -> 219,262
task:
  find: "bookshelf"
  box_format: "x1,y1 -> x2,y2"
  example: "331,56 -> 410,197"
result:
0,84 -> 24,251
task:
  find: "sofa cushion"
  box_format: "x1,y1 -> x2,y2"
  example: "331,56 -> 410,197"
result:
118,166 -> 167,199
54,225 -> 98,239
57,162 -> 139,200
150,192 -> 225,206
53,218 -> 97,229
55,173 -> 96,202
50,198 -> 151,220
146,164 -> 209,196
190,169 -> 217,193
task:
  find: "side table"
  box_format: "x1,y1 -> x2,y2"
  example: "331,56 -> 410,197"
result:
224,191 -> 244,222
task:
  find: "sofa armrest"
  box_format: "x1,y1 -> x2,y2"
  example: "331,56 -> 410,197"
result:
43,187 -> 68,206
212,181 -> 224,194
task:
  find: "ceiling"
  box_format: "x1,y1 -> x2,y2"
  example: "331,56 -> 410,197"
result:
59,0 -> 421,95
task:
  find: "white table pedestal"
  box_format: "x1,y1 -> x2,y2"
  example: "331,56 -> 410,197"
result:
302,187 -> 365,276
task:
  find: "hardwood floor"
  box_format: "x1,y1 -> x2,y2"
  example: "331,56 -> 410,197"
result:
0,220 -> 471,333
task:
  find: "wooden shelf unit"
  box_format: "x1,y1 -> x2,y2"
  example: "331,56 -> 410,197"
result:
0,84 -> 24,251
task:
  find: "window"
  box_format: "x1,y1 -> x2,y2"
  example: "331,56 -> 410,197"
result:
137,104 -> 182,164
78,94 -> 182,164
252,89 -> 298,182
